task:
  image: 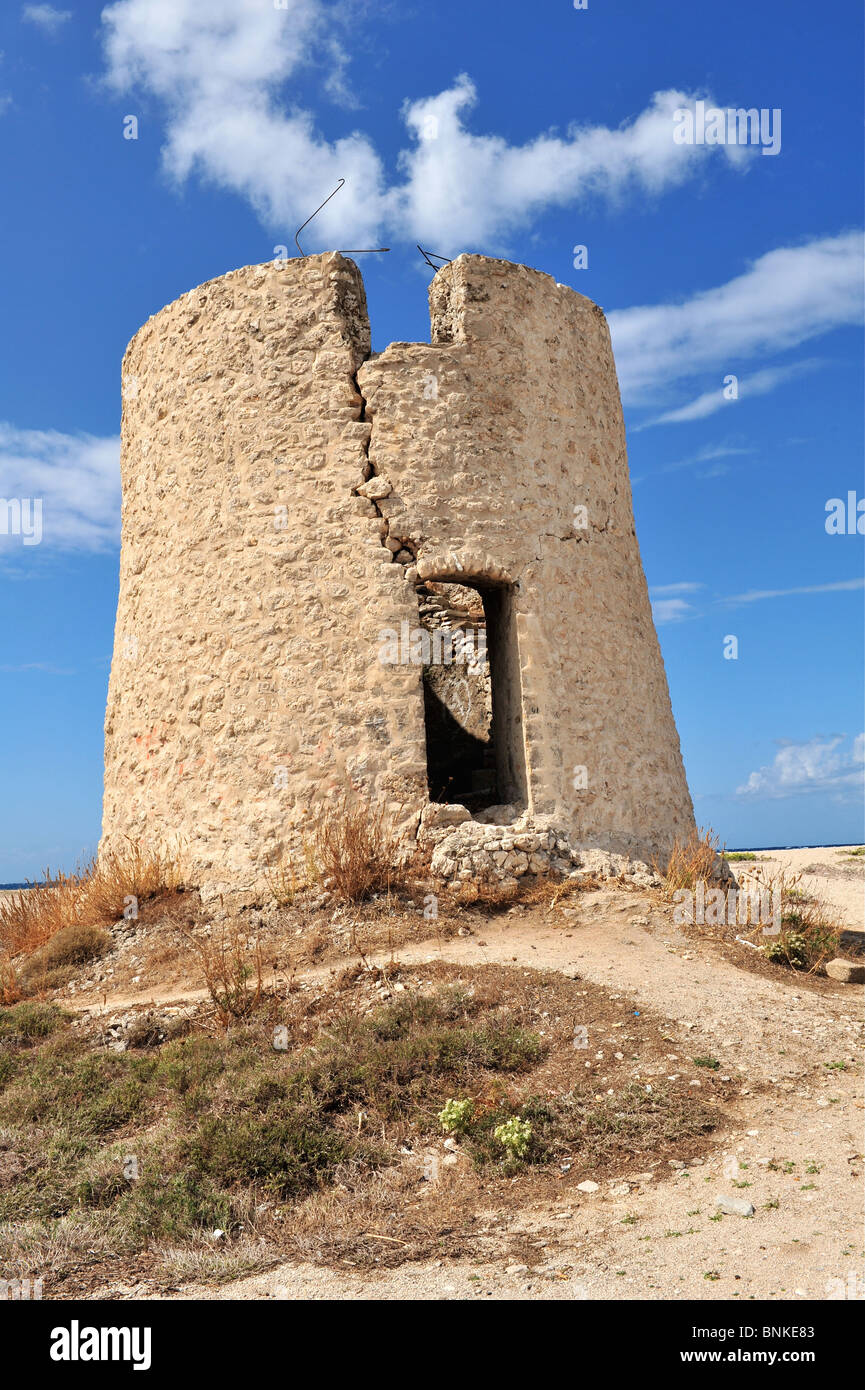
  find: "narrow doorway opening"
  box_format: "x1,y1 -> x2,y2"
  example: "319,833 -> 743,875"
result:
417,579 -> 527,813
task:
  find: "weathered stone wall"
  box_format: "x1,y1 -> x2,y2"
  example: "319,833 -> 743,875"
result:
101,251 -> 694,898
101,254 -> 428,899
359,255 -> 695,863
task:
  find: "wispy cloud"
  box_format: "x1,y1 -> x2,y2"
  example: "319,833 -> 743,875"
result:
649,576 -> 863,623
638,360 -> 826,428
651,597 -> 695,624
100,0 -> 747,249
651,582 -> 704,596
0,423 -> 120,552
738,733 -> 864,799
21,4 -> 72,33
649,583 -> 704,624
663,442 -> 754,476
720,578 -> 865,606
609,232 -> 864,404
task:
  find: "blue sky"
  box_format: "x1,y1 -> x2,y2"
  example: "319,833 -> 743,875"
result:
0,0 -> 862,880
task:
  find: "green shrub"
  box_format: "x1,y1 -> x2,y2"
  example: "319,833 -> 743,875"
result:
438,1098 -> 474,1134
493,1115 -> 533,1158
181,1113 -> 360,1199
0,1001 -> 69,1041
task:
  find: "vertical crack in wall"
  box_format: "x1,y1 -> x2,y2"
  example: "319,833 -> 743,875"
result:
349,367 -> 418,570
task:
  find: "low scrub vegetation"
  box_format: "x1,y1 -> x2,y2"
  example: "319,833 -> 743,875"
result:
17,925 -> 111,994
656,834 -> 842,976
739,865 -> 842,973
0,966 -> 725,1290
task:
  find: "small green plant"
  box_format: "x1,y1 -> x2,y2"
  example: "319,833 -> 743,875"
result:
493,1115 -> 532,1158
438,1097 -> 474,1134
0,1000 -> 69,1041
692,1056 -> 720,1070
784,887 -> 811,904
764,932 -> 809,968
724,852 -> 757,863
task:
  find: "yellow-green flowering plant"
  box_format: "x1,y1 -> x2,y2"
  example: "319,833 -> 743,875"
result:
493,1116 -> 532,1158
437,1098 -> 474,1134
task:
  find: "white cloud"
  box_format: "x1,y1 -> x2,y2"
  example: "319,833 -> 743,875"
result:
609,232 -> 864,404
641,360 -> 825,428
738,733 -> 865,799
100,1 -> 745,249
102,0 -> 386,247
0,423 -> 120,552
0,662 -> 75,674
392,80 -> 744,249
660,442 -> 754,476
22,5 -> 72,32
632,442 -> 751,485
721,578 -> 864,605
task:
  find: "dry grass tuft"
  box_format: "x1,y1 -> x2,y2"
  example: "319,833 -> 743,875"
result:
444,870 -> 599,914
0,840 -> 183,960
446,871 -> 520,909
311,790 -> 404,903
264,854 -> 306,907
0,958 -> 22,1007
17,924 -> 111,994
655,826 -> 722,892
182,921 -> 264,1026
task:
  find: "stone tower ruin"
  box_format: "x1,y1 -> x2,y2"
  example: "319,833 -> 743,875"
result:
101,252 -> 695,898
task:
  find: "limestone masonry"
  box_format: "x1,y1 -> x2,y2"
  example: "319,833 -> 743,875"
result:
101,252 -> 695,898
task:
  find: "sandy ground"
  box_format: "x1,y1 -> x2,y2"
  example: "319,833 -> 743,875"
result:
734,846 -> 864,933
163,881 -> 863,1304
